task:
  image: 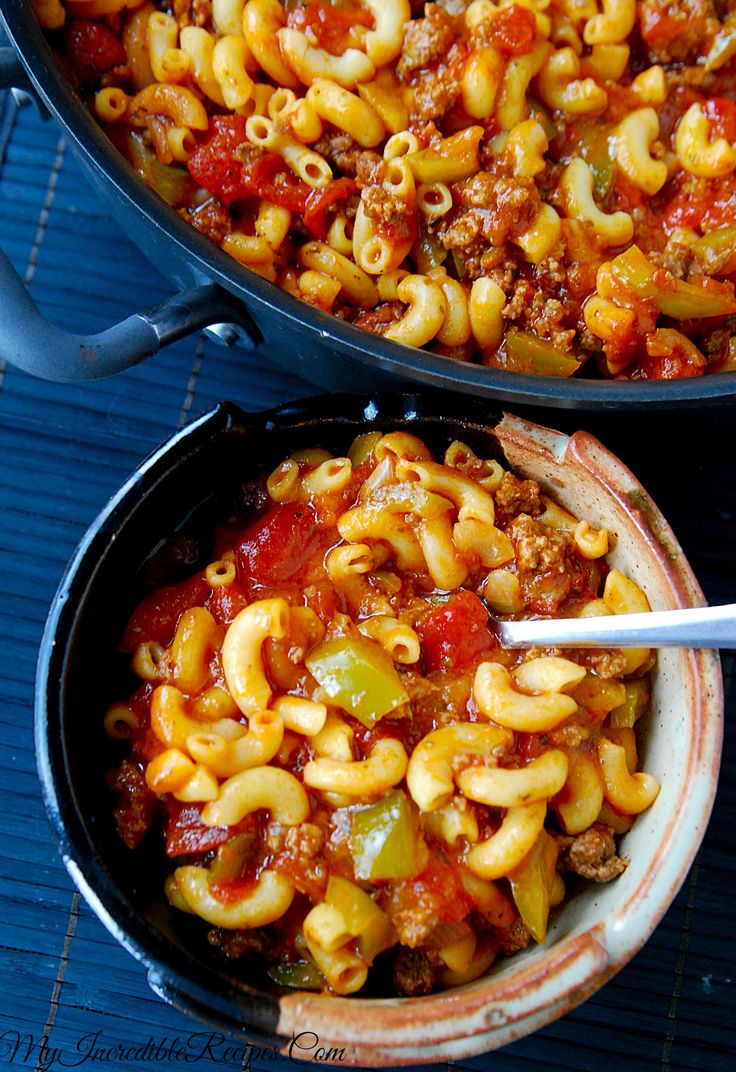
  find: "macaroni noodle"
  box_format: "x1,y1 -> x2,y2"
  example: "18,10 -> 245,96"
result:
47,0 -> 736,382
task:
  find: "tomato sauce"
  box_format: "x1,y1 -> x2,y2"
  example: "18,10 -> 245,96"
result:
45,0 -> 736,382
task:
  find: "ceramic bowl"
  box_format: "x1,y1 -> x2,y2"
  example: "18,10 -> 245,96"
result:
35,393 -> 723,1064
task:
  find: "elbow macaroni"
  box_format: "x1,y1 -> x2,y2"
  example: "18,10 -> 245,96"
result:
49,0 -> 736,383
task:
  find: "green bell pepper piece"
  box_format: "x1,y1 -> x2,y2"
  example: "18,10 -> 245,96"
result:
351,789 -> 428,882
127,132 -> 190,206
326,876 -> 393,963
406,127 -> 484,184
209,832 -> 258,884
509,830 -> 559,944
577,120 -> 614,198
528,99 -> 557,142
692,227 -> 736,276
609,679 -> 649,728
611,245 -> 736,318
505,329 -> 582,377
414,229 -> 448,275
305,635 -> 408,728
267,959 -> 324,990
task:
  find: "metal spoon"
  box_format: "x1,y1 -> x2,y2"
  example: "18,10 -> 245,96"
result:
487,603 -> 736,649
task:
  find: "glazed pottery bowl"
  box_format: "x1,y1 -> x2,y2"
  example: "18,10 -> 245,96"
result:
35,393 -> 723,1064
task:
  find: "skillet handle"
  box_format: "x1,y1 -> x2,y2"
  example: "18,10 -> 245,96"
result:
0,46 -> 45,112
0,245 -> 261,381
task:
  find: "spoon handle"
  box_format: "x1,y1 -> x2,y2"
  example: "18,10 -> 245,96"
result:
496,603 -> 736,649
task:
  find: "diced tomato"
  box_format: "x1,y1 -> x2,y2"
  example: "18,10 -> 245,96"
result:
486,6 -> 537,56
704,98 -> 736,144
663,188 -> 704,231
393,857 -> 474,926
664,173 -> 736,233
247,153 -> 311,213
305,581 -> 340,624
631,349 -> 706,380
304,177 -> 357,239
287,0 -> 373,55
188,117 -> 250,205
640,1 -> 686,50
165,802 -> 232,857
236,502 -> 322,589
209,876 -> 260,904
188,120 -> 311,210
612,171 -> 648,214
121,573 -> 210,651
207,582 -> 251,625
417,591 -> 497,673
65,20 -> 126,80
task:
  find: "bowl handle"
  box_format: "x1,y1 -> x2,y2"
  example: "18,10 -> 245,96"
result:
0,245 -> 261,380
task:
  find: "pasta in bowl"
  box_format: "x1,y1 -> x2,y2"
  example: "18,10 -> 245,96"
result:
33,0 -> 736,383
36,395 -> 722,1062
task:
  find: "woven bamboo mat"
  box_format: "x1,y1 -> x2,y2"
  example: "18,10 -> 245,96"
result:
0,87 -> 734,1072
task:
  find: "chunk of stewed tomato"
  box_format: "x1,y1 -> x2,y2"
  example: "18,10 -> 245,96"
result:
65,20 -> 126,81
287,0 -> 373,55
485,6 -> 537,56
417,591 -> 497,673
121,573 -> 210,651
236,502 -> 321,588
187,117 -> 250,205
165,801 -> 231,857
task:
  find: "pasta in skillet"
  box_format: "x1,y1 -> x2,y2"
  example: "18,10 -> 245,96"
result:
37,1 -> 736,380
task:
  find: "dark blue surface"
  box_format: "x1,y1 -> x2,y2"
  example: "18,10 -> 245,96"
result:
0,88 -> 734,1072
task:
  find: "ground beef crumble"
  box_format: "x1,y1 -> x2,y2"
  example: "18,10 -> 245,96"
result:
283,822 -> 325,859
208,927 -> 267,958
313,131 -> 363,177
559,823 -> 630,882
233,143 -> 264,168
107,760 -> 157,850
439,173 -> 542,261
173,0 -> 212,30
507,513 -> 596,613
502,281 -> 577,351
178,198 -> 231,245
353,301 -> 405,334
362,183 -> 413,226
578,648 -> 630,679
496,917 -> 531,955
392,947 -> 437,996
639,0 -> 719,64
494,472 -> 544,523
410,69 -> 461,120
383,888 -> 438,948
398,3 -> 456,80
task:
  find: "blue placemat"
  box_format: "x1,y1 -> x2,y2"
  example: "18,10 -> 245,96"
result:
0,87 -> 734,1072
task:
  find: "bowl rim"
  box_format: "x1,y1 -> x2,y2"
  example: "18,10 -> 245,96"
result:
34,394 -> 724,1064
2,4 -> 736,408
